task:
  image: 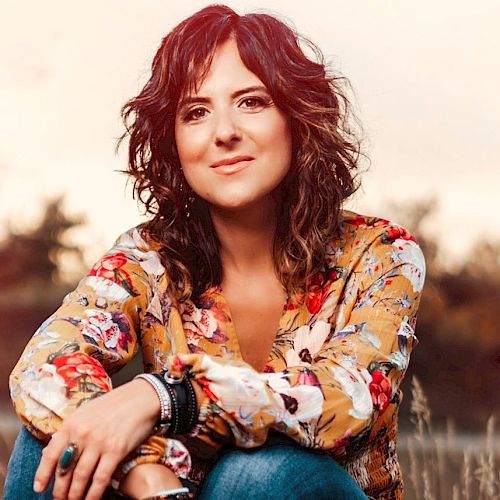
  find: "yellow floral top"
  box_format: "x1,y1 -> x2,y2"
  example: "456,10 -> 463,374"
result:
9,211 -> 425,499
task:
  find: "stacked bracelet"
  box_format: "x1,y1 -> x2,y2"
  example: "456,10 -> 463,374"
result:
152,373 -> 181,435
134,373 -> 172,435
134,371 -> 199,437
159,372 -> 198,434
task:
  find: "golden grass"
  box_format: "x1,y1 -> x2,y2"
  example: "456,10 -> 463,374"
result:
403,376 -> 499,500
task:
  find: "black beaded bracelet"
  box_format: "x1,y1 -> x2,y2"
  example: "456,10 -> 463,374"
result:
150,371 -> 198,436
182,377 -> 198,431
166,377 -> 190,434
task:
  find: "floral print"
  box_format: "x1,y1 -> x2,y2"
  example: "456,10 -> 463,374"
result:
9,212 -> 425,499
81,309 -> 130,351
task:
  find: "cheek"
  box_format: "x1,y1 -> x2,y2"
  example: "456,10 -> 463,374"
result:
175,125 -> 209,167
265,115 -> 292,167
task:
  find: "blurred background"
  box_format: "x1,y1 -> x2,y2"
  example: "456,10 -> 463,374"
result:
1,1 -> 499,498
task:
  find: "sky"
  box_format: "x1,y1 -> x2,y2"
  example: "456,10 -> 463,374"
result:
1,0 -> 499,273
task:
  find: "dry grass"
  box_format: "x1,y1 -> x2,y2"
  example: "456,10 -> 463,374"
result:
1,376 -> 498,498
401,376 -> 500,500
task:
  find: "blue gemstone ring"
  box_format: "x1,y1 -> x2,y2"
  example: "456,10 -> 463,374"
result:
57,442 -> 79,475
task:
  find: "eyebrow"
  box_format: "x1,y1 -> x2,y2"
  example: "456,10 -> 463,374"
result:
178,85 -> 270,109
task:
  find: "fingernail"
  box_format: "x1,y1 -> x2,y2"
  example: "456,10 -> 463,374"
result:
33,480 -> 42,493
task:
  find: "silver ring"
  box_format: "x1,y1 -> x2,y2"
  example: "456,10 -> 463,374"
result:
57,442 -> 79,475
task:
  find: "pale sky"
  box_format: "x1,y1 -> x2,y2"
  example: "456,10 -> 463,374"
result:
1,0 -> 499,273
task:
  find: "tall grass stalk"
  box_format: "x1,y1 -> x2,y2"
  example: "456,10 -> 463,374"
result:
406,376 -> 499,500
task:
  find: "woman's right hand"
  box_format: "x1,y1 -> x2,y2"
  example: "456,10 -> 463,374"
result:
120,463 -> 183,499
33,378 -> 162,500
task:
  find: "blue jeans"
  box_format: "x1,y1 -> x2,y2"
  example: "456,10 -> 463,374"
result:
4,427 -> 367,499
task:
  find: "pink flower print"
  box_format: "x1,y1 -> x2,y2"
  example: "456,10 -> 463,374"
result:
82,309 -> 121,350
182,301 -> 220,341
369,370 -> 392,416
88,252 -> 136,296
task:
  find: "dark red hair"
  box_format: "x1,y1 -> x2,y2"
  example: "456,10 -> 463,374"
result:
119,4 -> 363,302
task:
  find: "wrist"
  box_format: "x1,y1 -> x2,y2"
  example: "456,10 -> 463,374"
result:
130,378 -> 162,424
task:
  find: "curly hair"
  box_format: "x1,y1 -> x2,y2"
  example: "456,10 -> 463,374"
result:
119,4 -> 363,303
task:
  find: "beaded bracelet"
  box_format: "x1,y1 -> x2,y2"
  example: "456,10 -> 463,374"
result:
151,373 -> 181,435
182,377 -> 198,431
164,377 -> 189,434
134,371 -> 198,437
134,373 -> 172,435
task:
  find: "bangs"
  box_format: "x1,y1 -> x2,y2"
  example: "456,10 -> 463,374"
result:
171,24 -> 236,105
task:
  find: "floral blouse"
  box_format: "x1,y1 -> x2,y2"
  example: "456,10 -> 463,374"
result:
9,211 -> 425,499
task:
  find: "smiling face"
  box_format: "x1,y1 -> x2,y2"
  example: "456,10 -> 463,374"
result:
174,39 -> 292,212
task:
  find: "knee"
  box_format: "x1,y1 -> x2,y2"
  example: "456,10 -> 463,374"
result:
4,426 -> 52,499
199,444 -> 367,500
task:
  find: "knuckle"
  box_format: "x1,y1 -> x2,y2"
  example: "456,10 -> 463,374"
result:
72,469 -> 89,482
70,428 -> 86,442
43,449 -> 59,462
93,472 -> 110,485
110,439 -> 127,454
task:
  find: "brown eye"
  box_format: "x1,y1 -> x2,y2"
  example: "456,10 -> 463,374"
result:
240,96 -> 270,109
184,107 -> 208,122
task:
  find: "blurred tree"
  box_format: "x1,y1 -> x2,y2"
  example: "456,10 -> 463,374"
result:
0,197 -> 87,402
394,199 -> 500,430
0,196 -> 85,289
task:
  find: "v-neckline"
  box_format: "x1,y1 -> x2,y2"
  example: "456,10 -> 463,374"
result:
210,284 -> 291,371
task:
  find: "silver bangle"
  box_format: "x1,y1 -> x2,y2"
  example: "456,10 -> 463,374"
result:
140,486 -> 190,500
134,373 -> 172,422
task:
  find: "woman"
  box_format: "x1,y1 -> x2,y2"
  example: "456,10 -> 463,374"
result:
5,4 -> 425,500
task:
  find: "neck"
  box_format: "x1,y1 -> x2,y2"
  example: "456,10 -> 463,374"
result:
209,197 -> 277,277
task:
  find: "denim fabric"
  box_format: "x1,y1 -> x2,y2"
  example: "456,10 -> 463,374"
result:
4,427 -> 367,499
198,434 -> 368,499
4,426 -> 54,499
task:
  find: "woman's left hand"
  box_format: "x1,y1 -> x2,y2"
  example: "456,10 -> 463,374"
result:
33,378 -> 161,500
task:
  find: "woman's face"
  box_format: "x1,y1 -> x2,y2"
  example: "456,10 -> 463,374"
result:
174,39 -> 292,212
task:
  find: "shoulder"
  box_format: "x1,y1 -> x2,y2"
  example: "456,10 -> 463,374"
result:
339,209 -> 398,239
89,224 -> 166,282
329,210 -> 426,281
110,224 -> 160,253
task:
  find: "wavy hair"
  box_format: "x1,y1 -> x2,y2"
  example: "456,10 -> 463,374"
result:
119,4 -> 363,303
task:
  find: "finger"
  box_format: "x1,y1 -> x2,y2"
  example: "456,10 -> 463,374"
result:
53,441 -> 82,500
67,448 -> 100,500
34,431 -> 68,493
84,454 -> 120,500
53,464 -> 74,500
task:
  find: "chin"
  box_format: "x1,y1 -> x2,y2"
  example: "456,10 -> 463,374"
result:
209,193 -> 270,212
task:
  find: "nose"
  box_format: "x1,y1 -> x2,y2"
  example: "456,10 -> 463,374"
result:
213,110 -> 241,147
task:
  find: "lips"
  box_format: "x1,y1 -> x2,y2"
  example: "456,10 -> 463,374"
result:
211,155 -> 254,167
210,155 -> 254,175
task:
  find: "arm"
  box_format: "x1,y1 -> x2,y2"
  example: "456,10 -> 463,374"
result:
9,227 -> 151,437
9,227 -> 190,494
168,226 -> 425,454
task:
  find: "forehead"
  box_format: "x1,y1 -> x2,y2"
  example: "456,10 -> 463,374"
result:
184,39 -> 264,97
